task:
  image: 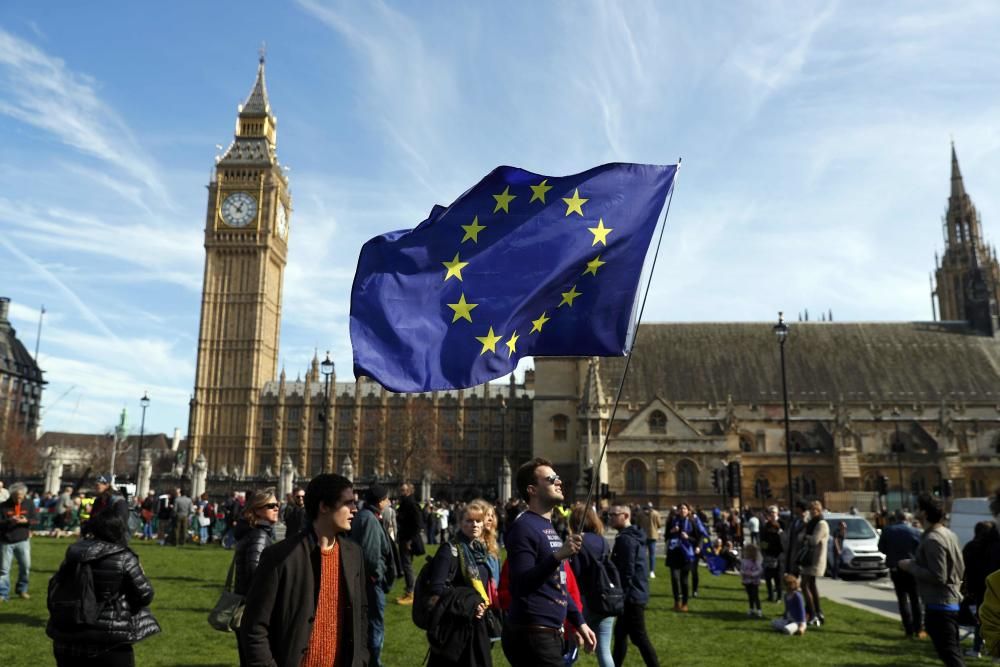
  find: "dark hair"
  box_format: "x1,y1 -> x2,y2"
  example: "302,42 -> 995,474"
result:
86,512 -> 128,546
795,500 -> 809,512
364,484 -> 389,506
305,473 -> 354,522
516,457 -> 552,501
916,493 -> 944,524
569,503 -> 604,535
973,520 -> 998,542
892,509 -> 907,524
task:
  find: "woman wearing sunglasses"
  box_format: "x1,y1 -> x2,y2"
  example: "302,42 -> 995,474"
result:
234,489 -> 280,596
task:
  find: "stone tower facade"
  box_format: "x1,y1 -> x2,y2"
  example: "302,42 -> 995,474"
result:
934,144 -> 1000,332
189,56 -> 291,474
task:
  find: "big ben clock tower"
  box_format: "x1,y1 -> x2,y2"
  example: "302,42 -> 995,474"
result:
189,55 -> 290,474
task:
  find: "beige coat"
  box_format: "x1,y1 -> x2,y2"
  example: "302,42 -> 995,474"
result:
800,518 -> 829,577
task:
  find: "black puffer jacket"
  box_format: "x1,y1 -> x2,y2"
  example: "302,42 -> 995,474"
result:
234,522 -> 274,595
46,539 -> 159,647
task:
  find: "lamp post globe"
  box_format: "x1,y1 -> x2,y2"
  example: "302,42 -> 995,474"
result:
320,352 -> 335,473
773,312 -> 795,572
135,391 -> 150,483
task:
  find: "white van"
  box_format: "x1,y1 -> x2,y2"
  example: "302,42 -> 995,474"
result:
824,512 -> 888,578
949,497 -> 995,547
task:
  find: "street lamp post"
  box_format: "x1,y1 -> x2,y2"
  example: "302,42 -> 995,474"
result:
320,352 -> 335,473
892,421 -> 905,510
773,312 -> 795,572
135,392 -> 150,483
499,397 -> 507,500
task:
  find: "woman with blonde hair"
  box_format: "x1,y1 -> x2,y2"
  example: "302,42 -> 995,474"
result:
234,488 -> 279,595
424,502 -> 499,666
467,499 -> 501,587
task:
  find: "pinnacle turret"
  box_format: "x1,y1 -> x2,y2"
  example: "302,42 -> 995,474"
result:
240,55 -> 271,117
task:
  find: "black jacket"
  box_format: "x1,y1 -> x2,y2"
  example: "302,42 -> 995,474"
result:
0,497 -> 36,543
239,530 -> 369,667
426,543 -> 493,667
234,523 -> 275,596
282,504 -> 306,538
612,525 -> 650,605
82,492 -> 130,536
46,539 -> 160,647
397,495 -> 424,543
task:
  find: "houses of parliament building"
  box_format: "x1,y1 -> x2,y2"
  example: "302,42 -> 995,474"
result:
188,59 -> 999,504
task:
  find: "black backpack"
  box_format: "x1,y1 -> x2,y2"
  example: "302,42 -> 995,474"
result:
47,559 -> 102,630
580,539 -> 624,617
412,544 -> 458,630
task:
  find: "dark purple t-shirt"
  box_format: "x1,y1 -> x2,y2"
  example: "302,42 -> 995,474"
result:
506,510 -> 584,629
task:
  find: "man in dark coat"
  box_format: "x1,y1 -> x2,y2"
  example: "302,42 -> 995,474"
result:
282,487 -> 306,538
240,474 -> 369,667
395,482 -> 424,604
878,509 -> 924,638
83,476 -> 130,537
610,504 -> 660,667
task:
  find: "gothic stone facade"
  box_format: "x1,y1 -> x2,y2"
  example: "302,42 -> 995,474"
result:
253,360 -> 533,498
534,147 -> 1000,508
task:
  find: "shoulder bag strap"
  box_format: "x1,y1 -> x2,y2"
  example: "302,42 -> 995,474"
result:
224,553 -> 237,592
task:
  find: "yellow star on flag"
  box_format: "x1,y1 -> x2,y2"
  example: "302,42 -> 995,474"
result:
475,326 -> 502,355
530,312 -> 550,334
563,188 -> 588,216
442,253 -> 469,282
529,179 -> 553,204
559,284 -> 582,308
461,216 -> 486,243
588,219 -> 613,246
583,255 -> 606,276
447,293 -> 478,323
505,330 -> 520,357
493,186 -> 516,213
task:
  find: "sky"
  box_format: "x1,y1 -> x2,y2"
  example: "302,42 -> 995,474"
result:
2,1 -> 1000,438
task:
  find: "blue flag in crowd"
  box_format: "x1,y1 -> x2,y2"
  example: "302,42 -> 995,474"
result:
706,555 -> 728,576
350,162 -> 678,392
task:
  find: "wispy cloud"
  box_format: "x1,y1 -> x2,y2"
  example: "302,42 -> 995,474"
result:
0,28 -> 168,204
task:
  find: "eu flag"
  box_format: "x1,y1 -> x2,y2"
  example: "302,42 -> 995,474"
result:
350,162 -> 677,392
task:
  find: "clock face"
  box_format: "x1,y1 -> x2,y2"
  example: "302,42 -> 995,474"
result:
220,192 -> 258,228
276,204 -> 288,240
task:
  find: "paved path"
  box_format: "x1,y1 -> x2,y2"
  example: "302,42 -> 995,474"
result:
816,575 -> 901,621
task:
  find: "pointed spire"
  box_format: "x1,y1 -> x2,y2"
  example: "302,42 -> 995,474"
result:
951,141 -> 966,200
240,52 -> 270,116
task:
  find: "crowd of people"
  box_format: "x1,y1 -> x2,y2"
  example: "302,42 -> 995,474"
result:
1,468 -> 999,666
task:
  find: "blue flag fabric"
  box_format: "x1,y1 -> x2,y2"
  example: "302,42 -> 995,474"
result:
706,554 -> 728,576
350,162 -> 677,392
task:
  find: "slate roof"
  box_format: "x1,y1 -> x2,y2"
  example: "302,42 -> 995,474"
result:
0,303 -> 43,383
240,57 -> 270,116
38,432 -> 172,450
597,321 -> 1000,405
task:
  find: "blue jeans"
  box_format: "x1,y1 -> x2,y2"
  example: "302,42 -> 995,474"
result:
0,540 -> 31,599
646,539 -> 657,575
366,582 -> 386,666
585,614 -> 614,667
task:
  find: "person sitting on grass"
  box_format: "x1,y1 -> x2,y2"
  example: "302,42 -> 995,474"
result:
741,542 -> 763,617
772,574 -> 807,635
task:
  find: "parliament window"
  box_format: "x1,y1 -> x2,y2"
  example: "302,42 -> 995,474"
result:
625,459 -> 647,493
676,460 -> 698,493
553,414 -> 568,441
649,410 -> 667,434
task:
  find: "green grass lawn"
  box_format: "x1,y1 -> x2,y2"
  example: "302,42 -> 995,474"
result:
0,537 -> 945,666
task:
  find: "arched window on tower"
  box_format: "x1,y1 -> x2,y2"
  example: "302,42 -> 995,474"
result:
649,410 -> 667,434
625,459 -> 647,493
552,414 -> 568,442
676,460 -> 698,493
739,432 -> 754,453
